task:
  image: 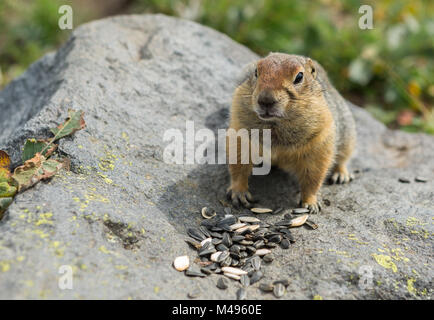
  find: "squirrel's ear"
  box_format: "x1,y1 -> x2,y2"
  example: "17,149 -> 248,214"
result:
236,61 -> 257,86
307,58 -> 316,79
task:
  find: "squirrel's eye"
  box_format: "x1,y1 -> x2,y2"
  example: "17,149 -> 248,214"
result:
254,68 -> 258,78
293,72 -> 303,84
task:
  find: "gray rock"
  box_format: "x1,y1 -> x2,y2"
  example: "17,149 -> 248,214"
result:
0,14 -> 432,300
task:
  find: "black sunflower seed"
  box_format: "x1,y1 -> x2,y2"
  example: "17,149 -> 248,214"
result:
222,232 -> 233,247
212,238 -> 222,245
237,288 -> 247,300
240,274 -> 250,287
268,235 -> 282,243
280,238 -> 290,249
217,251 -> 230,262
250,271 -> 263,284
251,256 -> 261,271
259,283 -> 274,292
232,235 -> 245,242
185,269 -> 206,277
273,283 -> 285,298
187,228 -> 206,241
273,279 -> 290,287
217,278 -> 228,289
216,244 -> 229,251
263,254 -> 274,263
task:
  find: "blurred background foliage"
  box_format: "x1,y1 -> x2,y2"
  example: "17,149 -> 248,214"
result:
0,0 -> 433,133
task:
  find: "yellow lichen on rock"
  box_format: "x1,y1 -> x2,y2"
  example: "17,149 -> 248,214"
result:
372,254 -> 398,272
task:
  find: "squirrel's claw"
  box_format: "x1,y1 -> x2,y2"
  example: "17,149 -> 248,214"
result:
300,200 -> 321,214
226,189 -> 256,209
329,169 -> 353,184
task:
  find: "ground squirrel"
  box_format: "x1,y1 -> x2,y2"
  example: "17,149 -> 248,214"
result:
226,53 -> 356,213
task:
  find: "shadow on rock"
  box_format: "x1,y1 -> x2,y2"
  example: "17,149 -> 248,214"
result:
156,108 -> 301,234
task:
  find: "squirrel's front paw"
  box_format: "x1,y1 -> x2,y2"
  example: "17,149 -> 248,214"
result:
226,188 -> 257,209
300,197 -> 321,214
329,166 -> 353,184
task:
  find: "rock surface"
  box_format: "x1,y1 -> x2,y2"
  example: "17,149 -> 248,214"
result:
0,14 -> 432,300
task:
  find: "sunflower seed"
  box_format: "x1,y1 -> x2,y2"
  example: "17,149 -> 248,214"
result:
238,216 -> 261,223
268,235 -> 282,243
224,272 -> 241,281
231,235 -> 245,242
212,238 -> 222,245
274,220 -> 292,227
235,225 -> 260,234
200,219 -> 216,228
230,223 -> 247,231
251,208 -> 273,214
273,283 -> 285,298
265,242 -> 277,248
185,238 -> 201,250
220,256 -> 232,267
217,251 -> 230,263
249,256 -> 261,271
255,248 -> 271,256
185,269 -> 206,277
221,266 -> 248,275
259,283 -> 274,292
217,216 -> 237,227
211,226 -> 224,232
415,176 -> 428,183
398,177 -> 410,183
273,279 -> 290,287
246,246 -> 257,254
217,277 -> 229,289
173,255 -> 189,271
305,220 -> 319,230
237,288 -> 247,300
188,288 -> 201,299
250,271 -> 263,284
222,232 -> 233,247
199,226 -> 211,238
200,237 -> 212,247
263,254 -> 274,263
210,251 -> 222,262
289,214 -> 309,227
230,245 -> 241,254
187,228 -> 206,241
216,243 -> 229,251
201,207 -> 216,219
293,208 -> 310,214
200,267 -> 212,275
253,240 -> 265,249
210,231 -> 223,238
198,246 -> 216,256
240,274 -> 250,287
280,238 -> 290,249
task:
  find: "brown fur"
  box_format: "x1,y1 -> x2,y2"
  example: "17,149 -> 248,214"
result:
226,53 -> 356,213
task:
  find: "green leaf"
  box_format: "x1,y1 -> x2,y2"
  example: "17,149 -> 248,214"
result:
0,182 -> 17,198
50,109 -> 85,141
0,197 -> 13,218
12,153 -> 70,192
22,139 -> 57,162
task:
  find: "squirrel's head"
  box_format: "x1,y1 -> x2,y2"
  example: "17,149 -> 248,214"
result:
248,53 -> 321,121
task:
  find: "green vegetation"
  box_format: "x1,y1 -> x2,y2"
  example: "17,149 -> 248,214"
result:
1,0 -> 433,133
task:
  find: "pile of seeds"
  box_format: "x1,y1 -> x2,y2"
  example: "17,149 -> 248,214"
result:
173,206 -> 318,299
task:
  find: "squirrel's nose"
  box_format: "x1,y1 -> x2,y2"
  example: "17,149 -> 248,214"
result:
258,91 -> 277,109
